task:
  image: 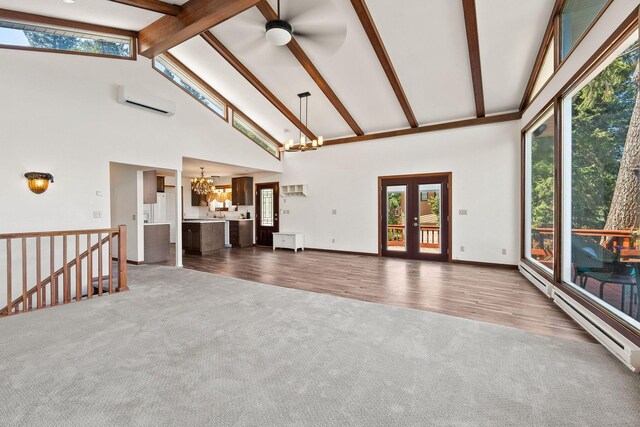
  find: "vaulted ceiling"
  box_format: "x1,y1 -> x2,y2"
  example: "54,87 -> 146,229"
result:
0,0 -> 555,143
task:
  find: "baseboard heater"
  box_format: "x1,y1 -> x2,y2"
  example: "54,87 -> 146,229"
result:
518,262 -> 640,372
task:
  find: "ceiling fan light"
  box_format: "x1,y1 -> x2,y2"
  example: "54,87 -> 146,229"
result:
318,136 -> 324,146
265,20 -> 292,46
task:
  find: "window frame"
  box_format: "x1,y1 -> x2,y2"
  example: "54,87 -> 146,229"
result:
521,9 -> 640,344
152,53 -> 228,122
523,0 -> 615,111
0,9 -> 136,60
231,109 -> 281,160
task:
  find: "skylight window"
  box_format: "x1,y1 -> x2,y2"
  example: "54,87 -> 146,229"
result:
153,54 -> 226,119
232,111 -> 281,159
0,20 -> 133,58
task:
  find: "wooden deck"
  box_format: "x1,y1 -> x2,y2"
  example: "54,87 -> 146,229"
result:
163,245 -> 595,343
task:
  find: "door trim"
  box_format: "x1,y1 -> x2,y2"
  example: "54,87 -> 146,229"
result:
377,172 -> 452,262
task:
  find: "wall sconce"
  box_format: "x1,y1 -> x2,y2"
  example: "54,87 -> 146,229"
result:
24,172 -> 54,194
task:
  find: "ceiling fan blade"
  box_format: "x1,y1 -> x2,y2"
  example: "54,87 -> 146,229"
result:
294,24 -> 347,57
285,0 -> 343,31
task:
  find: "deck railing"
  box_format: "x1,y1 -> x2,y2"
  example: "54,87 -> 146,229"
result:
531,228 -> 639,260
387,225 -> 441,249
0,225 -> 128,316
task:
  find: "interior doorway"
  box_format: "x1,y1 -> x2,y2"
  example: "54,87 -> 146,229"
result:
379,173 -> 451,261
255,182 -> 279,246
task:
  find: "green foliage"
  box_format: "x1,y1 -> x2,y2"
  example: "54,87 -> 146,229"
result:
529,42 -> 638,230
24,31 -> 130,57
428,194 -> 440,221
387,192 -> 403,226
570,44 -> 637,229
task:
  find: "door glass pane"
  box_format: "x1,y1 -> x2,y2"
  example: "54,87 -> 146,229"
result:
386,185 -> 406,252
418,184 -> 442,254
563,33 -> 639,326
525,109 -> 555,272
260,188 -> 274,227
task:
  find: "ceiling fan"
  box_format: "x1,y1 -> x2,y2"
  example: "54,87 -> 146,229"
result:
232,0 -> 348,58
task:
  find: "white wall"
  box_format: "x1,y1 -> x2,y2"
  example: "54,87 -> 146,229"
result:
0,48 -> 282,235
275,121 -> 521,265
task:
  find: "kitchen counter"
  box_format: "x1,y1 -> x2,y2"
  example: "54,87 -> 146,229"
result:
182,221 -> 225,255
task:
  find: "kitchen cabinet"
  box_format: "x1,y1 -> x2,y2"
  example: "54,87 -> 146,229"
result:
228,219 -> 253,248
182,221 -> 225,255
144,223 -> 170,263
157,176 -> 165,193
191,189 -> 207,207
232,177 -> 253,206
143,170 -> 157,204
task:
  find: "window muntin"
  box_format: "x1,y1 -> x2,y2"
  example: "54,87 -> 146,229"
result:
561,31 -> 639,327
232,112 -> 280,159
560,0 -> 608,60
0,20 -> 132,58
525,108 -> 555,273
153,55 -> 226,119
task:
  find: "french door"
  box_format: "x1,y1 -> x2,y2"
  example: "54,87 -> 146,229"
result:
255,182 -> 279,246
380,173 -> 451,261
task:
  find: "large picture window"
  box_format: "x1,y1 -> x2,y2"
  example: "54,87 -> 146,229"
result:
562,31 -> 639,326
525,108 -> 555,273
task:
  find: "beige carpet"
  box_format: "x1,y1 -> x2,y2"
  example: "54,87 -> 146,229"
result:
0,265 -> 638,426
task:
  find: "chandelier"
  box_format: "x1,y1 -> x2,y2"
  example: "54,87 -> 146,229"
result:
284,92 -> 323,152
191,167 -> 216,195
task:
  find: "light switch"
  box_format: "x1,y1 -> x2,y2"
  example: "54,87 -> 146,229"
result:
96,190 -> 103,197
93,211 -> 102,218
459,209 -> 468,215
332,209 -> 337,215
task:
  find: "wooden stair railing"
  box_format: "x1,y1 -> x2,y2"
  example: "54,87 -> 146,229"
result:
0,225 -> 128,317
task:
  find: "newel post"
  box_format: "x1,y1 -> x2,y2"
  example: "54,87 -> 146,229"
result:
117,225 -> 129,292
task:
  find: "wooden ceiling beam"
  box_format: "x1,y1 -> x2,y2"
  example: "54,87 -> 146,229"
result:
138,0 -> 261,58
350,0 -> 418,128
324,112 -> 521,146
108,0 -> 182,16
256,1 -> 364,136
519,0 -> 565,111
461,0 -> 485,118
201,31 -> 317,141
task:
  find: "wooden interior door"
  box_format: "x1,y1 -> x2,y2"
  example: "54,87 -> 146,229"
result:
380,173 -> 451,261
255,182 -> 279,246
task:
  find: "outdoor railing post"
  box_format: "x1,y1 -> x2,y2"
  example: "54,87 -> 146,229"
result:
117,225 -> 128,292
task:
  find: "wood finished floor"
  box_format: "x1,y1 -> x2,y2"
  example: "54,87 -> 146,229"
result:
160,246 -> 595,343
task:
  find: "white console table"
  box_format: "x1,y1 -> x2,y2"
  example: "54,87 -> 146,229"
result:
272,232 -> 304,252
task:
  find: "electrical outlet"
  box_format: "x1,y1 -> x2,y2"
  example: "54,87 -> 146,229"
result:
132,214 -> 136,220
459,209 -> 468,215
460,246 -> 465,252
93,211 -> 102,219
502,249 -> 507,255
332,238 -> 335,244
96,190 -> 103,197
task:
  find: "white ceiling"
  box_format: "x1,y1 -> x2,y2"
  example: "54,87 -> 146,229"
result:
1,0 -> 556,142
182,157 -> 266,178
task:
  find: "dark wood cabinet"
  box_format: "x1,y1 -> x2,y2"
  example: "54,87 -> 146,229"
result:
143,170 -> 157,204
232,177 -> 253,206
157,176 -> 165,193
182,221 -> 225,255
191,189 -> 207,207
229,220 -> 253,248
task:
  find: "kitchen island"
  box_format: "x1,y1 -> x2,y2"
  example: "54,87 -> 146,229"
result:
182,220 -> 226,255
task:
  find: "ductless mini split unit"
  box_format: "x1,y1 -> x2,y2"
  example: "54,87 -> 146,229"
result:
117,86 -> 176,116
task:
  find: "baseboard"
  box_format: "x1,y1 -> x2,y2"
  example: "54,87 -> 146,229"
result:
111,257 -> 144,265
452,259 -> 518,269
304,247 -> 379,257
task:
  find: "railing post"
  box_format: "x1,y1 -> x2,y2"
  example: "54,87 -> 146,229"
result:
117,225 -> 128,292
